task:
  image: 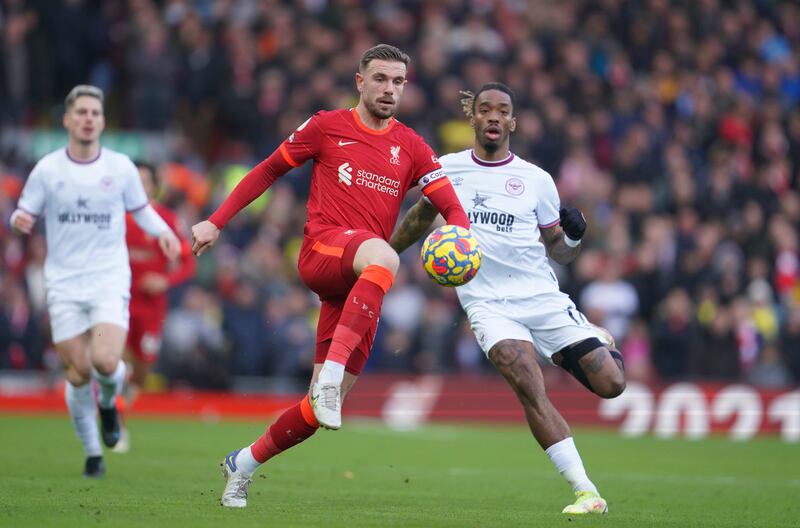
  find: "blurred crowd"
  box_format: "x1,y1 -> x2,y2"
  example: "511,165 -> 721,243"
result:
1,0 -> 799,390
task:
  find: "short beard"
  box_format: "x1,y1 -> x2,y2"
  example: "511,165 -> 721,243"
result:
482,140 -> 500,154
365,99 -> 395,120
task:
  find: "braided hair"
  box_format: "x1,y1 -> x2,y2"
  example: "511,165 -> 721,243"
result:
459,83 -> 516,118
459,90 -> 476,118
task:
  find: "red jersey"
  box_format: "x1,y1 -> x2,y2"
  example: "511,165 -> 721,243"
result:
126,202 -> 195,315
278,109 -> 446,240
209,108 -> 468,234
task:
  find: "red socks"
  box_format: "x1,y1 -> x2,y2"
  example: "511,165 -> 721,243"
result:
247,266 -> 394,465
326,265 -> 394,366
250,395 -> 319,463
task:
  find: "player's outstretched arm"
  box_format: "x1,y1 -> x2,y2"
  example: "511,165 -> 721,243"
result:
541,207 -> 586,264
192,146 -> 297,257
9,209 -> 35,235
390,197 -> 440,254
207,148 -> 295,231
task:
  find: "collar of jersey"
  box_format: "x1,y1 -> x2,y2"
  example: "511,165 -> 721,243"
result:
65,147 -> 102,165
350,108 -> 396,135
471,149 -> 514,167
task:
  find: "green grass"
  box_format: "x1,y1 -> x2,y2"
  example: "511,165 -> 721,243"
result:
0,414 -> 797,527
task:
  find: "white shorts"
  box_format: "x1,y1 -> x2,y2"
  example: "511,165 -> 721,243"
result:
465,291 -> 603,363
47,293 -> 130,343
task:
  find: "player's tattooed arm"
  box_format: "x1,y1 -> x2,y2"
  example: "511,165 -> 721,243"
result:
390,197 -> 440,254
540,224 -> 581,264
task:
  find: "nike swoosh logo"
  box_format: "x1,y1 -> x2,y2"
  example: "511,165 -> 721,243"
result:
226,450 -> 239,472
338,140 -> 357,146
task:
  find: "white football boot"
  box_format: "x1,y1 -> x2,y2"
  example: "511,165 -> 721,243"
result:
310,382 -> 342,430
220,449 -> 252,508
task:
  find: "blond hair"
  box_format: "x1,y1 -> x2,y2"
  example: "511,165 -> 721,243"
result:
65,85 -> 104,109
459,90 -> 476,118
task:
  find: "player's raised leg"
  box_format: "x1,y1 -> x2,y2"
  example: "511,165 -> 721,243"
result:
312,238 -> 398,429
220,394 -> 319,508
57,334 -> 105,478
89,323 -> 128,449
220,367 -> 360,507
488,339 -> 607,514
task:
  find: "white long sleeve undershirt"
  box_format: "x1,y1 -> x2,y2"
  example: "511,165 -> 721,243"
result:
131,204 -> 170,237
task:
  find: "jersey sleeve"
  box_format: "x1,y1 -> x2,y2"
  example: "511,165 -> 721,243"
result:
411,136 -> 447,192
17,162 -> 47,216
121,157 -> 149,212
537,172 -> 561,228
278,112 -> 326,168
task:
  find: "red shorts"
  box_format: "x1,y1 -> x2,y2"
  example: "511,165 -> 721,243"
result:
126,310 -> 165,364
297,226 -> 380,375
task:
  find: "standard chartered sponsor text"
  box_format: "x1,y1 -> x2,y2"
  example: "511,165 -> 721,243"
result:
356,169 -> 400,196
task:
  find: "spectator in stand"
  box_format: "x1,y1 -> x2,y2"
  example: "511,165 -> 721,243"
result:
0,0 -> 799,389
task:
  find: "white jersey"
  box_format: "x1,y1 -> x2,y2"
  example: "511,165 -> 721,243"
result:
440,149 -> 562,308
16,147 -> 148,297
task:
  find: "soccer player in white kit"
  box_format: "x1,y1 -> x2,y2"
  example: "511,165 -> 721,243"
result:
9,85 -> 180,477
391,83 -> 625,515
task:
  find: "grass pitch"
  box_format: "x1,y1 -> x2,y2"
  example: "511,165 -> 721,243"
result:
0,414 -> 797,527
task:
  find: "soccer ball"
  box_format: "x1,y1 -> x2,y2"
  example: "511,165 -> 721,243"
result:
420,225 -> 482,287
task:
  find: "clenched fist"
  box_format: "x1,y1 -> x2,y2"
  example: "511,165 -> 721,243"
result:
191,220 -> 220,256
10,209 -> 35,235
559,207 -> 586,242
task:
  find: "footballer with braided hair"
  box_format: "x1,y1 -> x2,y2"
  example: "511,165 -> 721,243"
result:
391,82 -> 626,516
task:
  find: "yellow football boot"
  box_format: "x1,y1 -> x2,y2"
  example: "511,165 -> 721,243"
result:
561,491 -> 608,515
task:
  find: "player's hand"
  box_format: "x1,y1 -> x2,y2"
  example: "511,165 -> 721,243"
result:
140,272 -> 169,295
191,220 -> 220,256
10,209 -> 35,235
158,230 -> 181,261
559,207 -> 586,241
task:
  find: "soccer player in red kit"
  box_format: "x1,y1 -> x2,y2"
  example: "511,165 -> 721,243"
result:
115,161 -> 195,452
191,44 -> 470,508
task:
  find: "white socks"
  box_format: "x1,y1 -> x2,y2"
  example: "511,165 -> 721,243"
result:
235,445 -> 261,475
92,360 -> 126,409
545,437 -> 598,494
65,382 -> 102,457
317,360 -> 346,386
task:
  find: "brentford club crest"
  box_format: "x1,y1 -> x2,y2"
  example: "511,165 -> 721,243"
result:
505,178 -> 524,195
100,175 -> 115,192
389,145 -> 401,165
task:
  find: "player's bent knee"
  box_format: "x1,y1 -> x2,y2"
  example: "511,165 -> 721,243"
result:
356,239 -> 400,275
59,350 -> 92,385
595,374 -> 626,399
371,249 -> 399,274
91,353 -> 120,375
